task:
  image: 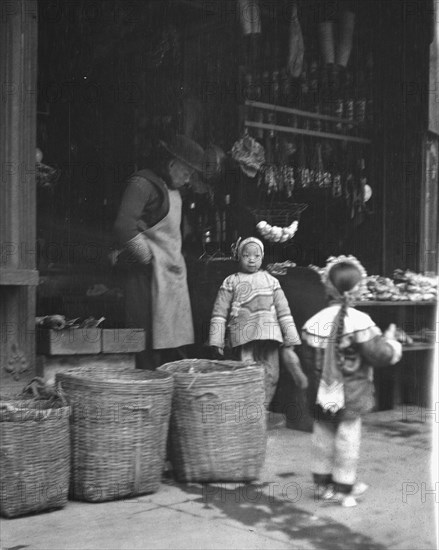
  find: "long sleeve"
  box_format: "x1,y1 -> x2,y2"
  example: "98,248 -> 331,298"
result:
209,280 -> 234,348
114,176 -> 158,246
358,336 -> 402,368
273,283 -> 301,346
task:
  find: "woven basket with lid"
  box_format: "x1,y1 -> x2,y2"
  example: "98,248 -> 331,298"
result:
56,365 -> 173,502
157,359 -> 267,482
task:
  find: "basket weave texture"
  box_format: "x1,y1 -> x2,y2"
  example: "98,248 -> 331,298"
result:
157,359 -> 267,482
0,399 -> 71,518
56,365 -> 173,502
249,202 -> 308,227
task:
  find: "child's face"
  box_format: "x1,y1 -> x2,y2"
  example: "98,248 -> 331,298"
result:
239,243 -> 263,273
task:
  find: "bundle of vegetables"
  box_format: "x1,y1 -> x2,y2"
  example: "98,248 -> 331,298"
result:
393,269 -> 438,301
35,315 -> 106,329
267,261 -> 297,276
361,276 -> 403,301
359,271 -> 437,302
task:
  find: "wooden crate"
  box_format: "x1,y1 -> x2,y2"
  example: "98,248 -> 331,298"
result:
101,329 -> 145,354
37,327 -> 101,355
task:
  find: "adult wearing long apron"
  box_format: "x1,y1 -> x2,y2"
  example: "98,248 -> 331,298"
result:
114,135 -> 205,369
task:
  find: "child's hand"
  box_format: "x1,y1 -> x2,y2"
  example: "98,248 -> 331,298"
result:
384,323 -> 397,340
280,346 -> 308,389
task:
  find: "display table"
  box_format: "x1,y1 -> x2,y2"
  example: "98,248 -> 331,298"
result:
356,301 -> 436,410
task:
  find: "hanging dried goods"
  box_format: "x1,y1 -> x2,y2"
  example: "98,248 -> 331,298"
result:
256,220 -> 299,243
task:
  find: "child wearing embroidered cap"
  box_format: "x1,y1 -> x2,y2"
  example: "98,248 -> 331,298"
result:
209,237 -> 306,405
301,255 -> 403,507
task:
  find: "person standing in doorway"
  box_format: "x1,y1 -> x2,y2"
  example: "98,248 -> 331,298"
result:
113,135 -> 205,369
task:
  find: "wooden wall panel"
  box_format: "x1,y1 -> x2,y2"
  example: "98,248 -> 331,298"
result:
378,0 -> 431,275
428,0 -> 439,134
0,0 -> 38,392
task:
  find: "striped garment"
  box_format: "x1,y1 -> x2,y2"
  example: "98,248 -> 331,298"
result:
209,270 -> 301,348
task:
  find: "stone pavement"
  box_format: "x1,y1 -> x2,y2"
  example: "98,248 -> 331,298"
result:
0,408 -> 437,550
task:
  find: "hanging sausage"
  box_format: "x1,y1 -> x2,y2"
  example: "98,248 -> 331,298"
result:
287,1 -> 304,78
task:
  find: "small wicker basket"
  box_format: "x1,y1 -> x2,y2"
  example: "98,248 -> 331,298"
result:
249,202 -> 308,227
0,398 -> 71,518
56,365 -> 173,502
157,359 -> 267,483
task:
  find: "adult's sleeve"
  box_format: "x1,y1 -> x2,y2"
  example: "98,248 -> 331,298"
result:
114,176 -> 156,245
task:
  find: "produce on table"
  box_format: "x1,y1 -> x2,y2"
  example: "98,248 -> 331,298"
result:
267,261 -> 297,276
393,269 -> 438,301
307,264 -> 437,303
358,270 -> 437,302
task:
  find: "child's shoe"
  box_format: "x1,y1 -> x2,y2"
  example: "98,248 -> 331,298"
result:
320,488 -> 358,507
337,493 -> 358,507
351,481 -> 369,497
320,482 -> 368,505
320,485 -> 335,501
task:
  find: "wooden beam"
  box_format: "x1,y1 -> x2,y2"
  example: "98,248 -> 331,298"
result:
245,100 -> 363,127
0,269 -> 39,286
0,0 -> 38,392
245,121 -> 372,145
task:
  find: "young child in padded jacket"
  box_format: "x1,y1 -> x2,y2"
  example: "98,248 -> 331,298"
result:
209,237 -> 307,405
301,255 -> 403,507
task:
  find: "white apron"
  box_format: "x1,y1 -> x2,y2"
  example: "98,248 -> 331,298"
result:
143,188 -> 194,349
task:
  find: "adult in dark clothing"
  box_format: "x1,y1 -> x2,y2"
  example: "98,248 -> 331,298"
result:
114,135 -> 205,369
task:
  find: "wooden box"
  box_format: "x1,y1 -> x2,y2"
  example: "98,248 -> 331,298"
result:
37,327 -> 102,355
101,329 -> 145,354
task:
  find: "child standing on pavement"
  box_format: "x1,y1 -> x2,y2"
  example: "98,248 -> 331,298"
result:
209,237 -> 306,405
301,255 -> 403,507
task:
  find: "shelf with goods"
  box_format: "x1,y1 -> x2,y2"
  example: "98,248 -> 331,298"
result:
244,100 -> 372,145
235,73 -> 374,258
401,342 -> 435,352
239,94 -> 373,203
233,5 -> 376,265
357,300 -> 437,307
363,307 -> 437,349
356,297 -> 436,409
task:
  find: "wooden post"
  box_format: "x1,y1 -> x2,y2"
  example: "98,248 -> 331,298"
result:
0,0 -> 38,392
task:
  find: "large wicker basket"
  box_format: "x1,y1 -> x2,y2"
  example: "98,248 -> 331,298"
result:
0,399 -> 71,518
56,366 -> 173,502
157,359 -> 267,482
